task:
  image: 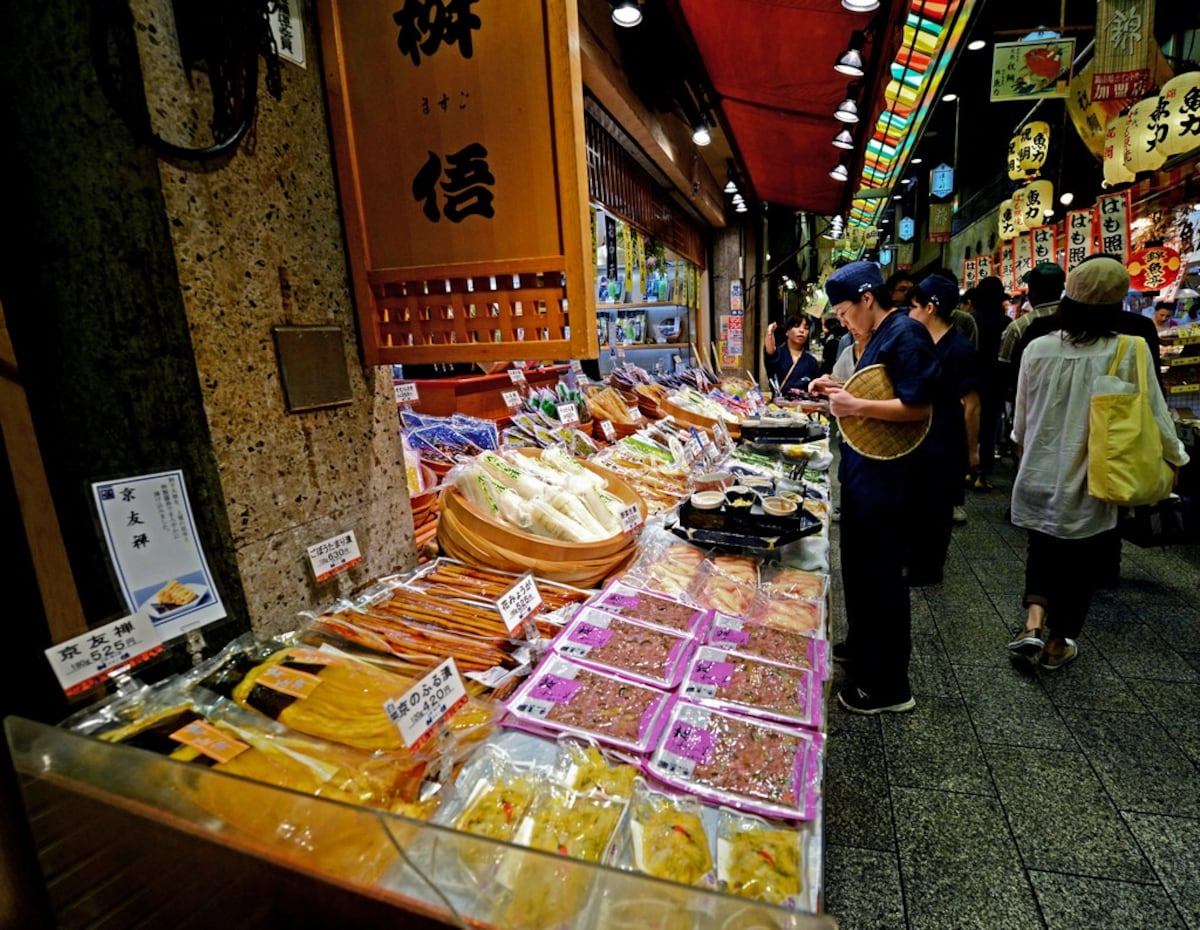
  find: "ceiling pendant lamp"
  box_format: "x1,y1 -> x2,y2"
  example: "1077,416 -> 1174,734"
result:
842,0 -> 880,12
835,33 -> 866,77
830,158 -> 850,182
832,128 -> 855,150
735,201 -> 749,213
835,86 -> 860,123
692,120 -> 712,146
610,0 -> 642,27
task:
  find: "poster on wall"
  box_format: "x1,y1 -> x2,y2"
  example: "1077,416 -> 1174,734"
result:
990,39 -> 1074,101
1097,190 -> 1133,262
91,470 -> 227,641
1066,209 -> 1096,270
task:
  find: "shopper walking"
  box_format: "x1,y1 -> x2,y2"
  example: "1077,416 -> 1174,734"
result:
763,314 -> 821,398
966,278 -> 1011,489
998,262 -> 1065,390
1006,257 -> 1188,668
811,261 -> 939,714
905,274 -> 981,582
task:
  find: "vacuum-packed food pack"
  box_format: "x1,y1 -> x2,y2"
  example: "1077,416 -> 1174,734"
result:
551,605 -> 696,689
680,647 -> 822,730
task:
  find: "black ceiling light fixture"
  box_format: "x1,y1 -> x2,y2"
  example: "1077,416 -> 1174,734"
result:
611,0 -> 643,27
834,31 -> 867,77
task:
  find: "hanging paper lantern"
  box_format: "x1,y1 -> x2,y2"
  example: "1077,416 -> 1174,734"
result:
1006,134 -> 1023,181
1018,121 -> 1051,175
1019,180 -> 1053,228
1123,95 -> 1167,174
1103,113 -> 1136,186
1011,188 -> 1029,232
999,198 -> 1018,240
1156,72 -> 1200,158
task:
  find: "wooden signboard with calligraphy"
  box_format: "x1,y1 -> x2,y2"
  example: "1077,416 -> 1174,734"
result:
316,0 -> 597,365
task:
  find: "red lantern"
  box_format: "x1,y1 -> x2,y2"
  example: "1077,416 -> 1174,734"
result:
1127,246 -> 1182,293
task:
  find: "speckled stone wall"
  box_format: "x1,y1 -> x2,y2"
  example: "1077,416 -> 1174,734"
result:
0,0 -> 416,641
133,0 -> 416,635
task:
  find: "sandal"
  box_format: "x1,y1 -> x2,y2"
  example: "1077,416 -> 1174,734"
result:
1007,624 -> 1045,665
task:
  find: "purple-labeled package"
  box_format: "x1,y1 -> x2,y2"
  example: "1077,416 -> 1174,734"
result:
551,606 -> 696,689
680,646 -> 822,730
703,613 -> 829,678
590,580 -> 710,637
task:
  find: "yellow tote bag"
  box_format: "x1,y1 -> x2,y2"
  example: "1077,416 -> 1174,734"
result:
1087,335 -> 1174,506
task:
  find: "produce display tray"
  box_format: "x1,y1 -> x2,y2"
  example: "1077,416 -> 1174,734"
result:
668,500 -> 822,552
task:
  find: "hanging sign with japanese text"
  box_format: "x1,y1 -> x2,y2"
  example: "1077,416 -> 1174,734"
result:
896,241 -> 914,270
1127,246 -> 1183,293
1030,225 -> 1057,266
1097,190 -> 1133,262
384,657 -> 469,750
91,471 -> 226,641
1000,242 -> 1016,293
315,0 -> 594,366
998,199 -> 1017,240
963,258 -> 978,290
1013,234 -> 1034,285
1066,209 -> 1096,270
306,530 -> 363,582
976,254 -> 993,280
990,39 -> 1074,102
1092,0 -> 1154,104
1156,72 -> 1200,159
928,203 -> 953,243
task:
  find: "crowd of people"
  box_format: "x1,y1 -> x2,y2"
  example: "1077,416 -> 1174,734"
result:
765,256 -> 1191,715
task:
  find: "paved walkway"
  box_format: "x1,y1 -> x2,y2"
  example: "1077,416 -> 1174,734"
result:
823,458 -> 1200,930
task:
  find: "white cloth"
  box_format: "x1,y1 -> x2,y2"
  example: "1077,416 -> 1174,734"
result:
1011,333 -> 1189,539
831,344 -> 858,382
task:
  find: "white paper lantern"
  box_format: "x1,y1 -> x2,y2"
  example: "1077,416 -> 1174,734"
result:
1156,72 -> 1200,158
998,199 -> 1018,241
1123,96 -> 1167,174
1018,121 -> 1051,175
1018,180 -> 1053,228
1006,135 -> 1023,181
1103,113 -> 1136,186
1011,189 -> 1028,231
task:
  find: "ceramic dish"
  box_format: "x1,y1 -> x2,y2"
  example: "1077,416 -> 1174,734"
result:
691,490 -> 726,510
724,486 -> 758,509
762,496 -> 797,516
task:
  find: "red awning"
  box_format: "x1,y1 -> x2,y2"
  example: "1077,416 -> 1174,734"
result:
677,0 -> 906,215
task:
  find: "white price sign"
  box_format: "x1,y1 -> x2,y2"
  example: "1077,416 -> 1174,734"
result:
507,369 -> 527,385
45,612 -> 164,698
306,530 -> 363,582
599,419 -> 617,442
577,373 -> 591,387
556,402 -> 580,426
384,658 -> 469,749
393,382 -> 419,405
497,572 -> 543,633
629,408 -> 643,423
570,359 -> 583,374
619,502 -> 643,535
502,390 -> 522,409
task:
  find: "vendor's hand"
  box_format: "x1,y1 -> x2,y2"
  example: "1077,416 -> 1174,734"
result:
808,375 -> 841,396
827,389 -> 860,418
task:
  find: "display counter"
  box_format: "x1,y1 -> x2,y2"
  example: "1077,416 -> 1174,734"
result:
6,717 -> 835,930
400,365 -> 570,419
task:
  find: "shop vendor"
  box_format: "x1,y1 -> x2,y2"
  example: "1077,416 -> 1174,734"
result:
763,314 -> 821,398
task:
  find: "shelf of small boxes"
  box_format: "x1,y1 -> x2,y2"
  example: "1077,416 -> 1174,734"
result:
1161,325 -> 1200,406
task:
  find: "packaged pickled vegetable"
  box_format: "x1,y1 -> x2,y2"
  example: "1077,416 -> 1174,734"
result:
680,646 -> 822,729
588,580 -> 710,636
504,655 -> 675,755
704,614 -> 829,677
615,778 -> 716,887
552,606 -> 695,688
647,700 -> 823,821
552,738 -> 639,800
717,808 -> 813,910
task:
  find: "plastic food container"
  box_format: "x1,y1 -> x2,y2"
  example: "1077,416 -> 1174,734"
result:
691,490 -> 725,510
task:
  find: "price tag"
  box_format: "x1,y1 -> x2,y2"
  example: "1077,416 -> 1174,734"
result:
393,382 -> 419,405
507,368 -> 527,385
619,502 -> 643,535
616,346 -> 627,362
577,373 -> 591,387
629,408 -> 643,423
383,658 -> 469,750
569,359 -> 584,374
497,572 -> 543,633
44,612 -> 164,698
169,720 -> 250,764
685,436 -> 702,464
306,530 -> 363,582
713,418 -> 733,451
502,389 -> 522,410
556,402 -> 580,426
599,419 -> 617,442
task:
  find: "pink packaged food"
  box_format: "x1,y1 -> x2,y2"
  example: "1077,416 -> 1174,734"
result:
504,654 -> 675,755
680,646 -> 822,730
590,580 -> 710,637
646,700 -> 823,822
703,614 -> 829,678
551,606 -> 696,689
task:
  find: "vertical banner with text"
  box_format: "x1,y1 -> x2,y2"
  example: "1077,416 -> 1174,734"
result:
1030,225 -> 1057,266
1066,208 -> 1097,270
1000,242 -> 1016,293
976,253 -> 994,280
1096,190 -> 1132,262
1013,234 -> 1034,285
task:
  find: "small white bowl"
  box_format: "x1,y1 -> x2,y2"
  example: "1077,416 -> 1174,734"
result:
762,496 -> 798,516
691,490 -> 725,510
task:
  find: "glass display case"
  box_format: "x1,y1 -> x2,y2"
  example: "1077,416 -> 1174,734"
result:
7,717 -> 835,930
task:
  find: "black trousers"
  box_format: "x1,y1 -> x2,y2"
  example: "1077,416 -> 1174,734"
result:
1023,528 -> 1117,640
905,461 -> 957,582
840,497 -> 911,698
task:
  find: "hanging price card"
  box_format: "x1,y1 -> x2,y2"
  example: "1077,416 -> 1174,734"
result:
393,382 -> 419,405
599,419 -> 617,442
383,658 -> 469,750
496,572 -> 543,633
629,408 -> 642,423
508,369 -> 527,385
619,502 -> 643,535
502,390 -> 522,410
306,530 -> 363,582
556,402 -> 580,426
44,612 -> 164,698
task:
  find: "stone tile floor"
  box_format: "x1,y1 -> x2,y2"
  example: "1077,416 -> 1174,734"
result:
823,457 -> 1200,930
